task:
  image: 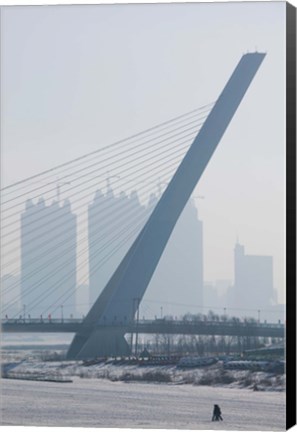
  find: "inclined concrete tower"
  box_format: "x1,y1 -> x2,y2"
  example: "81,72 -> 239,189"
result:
67,52 -> 266,360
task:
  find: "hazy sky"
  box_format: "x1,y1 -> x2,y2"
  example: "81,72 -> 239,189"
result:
1,2 -> 286,302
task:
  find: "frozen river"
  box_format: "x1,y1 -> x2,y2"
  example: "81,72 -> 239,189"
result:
1,377 -> 285,430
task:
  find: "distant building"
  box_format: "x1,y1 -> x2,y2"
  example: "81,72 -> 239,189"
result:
1,274 -> 21,317
21,198 -> 77,318
203,279 -> 232,313
227,242 -> 274,314
203,281 -> 219,311
143,198 -> 204,318
88,189 -> 204,319
75,284 -> 89,317
88,186 -> 146,307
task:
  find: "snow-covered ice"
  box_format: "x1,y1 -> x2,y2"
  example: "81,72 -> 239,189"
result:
1,377 -> 285,430
0,348 -> 285,430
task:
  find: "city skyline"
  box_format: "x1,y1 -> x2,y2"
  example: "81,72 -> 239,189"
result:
0,3 -> 291,430
2,2 -> 286,305
2,183 -> 281,322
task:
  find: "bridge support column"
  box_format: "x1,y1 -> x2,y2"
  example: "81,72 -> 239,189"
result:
67,328 -> 130,359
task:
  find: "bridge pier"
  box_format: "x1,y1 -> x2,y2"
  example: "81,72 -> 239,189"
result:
66,327 -> 130,359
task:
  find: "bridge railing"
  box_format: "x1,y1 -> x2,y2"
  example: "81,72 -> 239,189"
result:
1,317 -> 285,330
1,318 -> 84,324
136,319 -> 285,329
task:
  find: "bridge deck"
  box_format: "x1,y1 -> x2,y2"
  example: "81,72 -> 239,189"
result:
1,319 -> 285,338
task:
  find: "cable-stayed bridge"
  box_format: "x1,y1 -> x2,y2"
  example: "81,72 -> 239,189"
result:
1,53 -> 274,359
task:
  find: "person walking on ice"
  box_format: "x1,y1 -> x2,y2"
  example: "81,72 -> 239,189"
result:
212,404 -> 223,421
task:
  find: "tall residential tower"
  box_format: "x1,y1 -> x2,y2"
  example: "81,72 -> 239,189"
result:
21,198 -> 77,318
88,187 -> 204,318
229,242 -> 274,312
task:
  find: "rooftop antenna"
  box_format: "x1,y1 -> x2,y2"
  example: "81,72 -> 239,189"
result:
106,171 -> 120,193
56,181 -> 71,202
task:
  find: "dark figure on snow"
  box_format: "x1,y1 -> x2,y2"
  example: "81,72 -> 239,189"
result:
212,404 -> 223,421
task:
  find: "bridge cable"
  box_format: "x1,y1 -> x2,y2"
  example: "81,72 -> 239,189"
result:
1,102 -> 214,194
2,151 -> 188,296
2,155 -> 192,314
2,130 -> 198,259
1,118 -> 207,242
1,107 -> 212,208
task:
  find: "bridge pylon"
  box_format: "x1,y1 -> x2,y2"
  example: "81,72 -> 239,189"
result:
67,53 -> 266,360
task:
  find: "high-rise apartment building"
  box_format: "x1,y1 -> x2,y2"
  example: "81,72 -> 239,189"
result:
144,198 -> 204,318
88,188 -> 204,318
21,198 -> 77,318
230,242 -> 274,312
1,274 -> 21,317
88,186 -> 146,306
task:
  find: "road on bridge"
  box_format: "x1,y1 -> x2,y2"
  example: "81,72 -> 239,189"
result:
1,318 -> 285,338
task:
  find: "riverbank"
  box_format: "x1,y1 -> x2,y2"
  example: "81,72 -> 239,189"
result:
1,349 -> 285,392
